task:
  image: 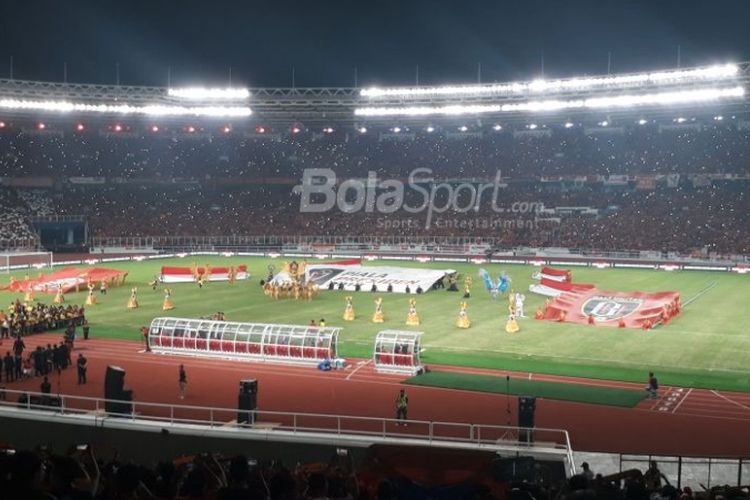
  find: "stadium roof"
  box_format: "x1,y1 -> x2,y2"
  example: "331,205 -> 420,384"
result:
0,62 -> 748,125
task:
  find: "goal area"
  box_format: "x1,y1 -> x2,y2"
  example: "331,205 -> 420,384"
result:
0,252 -> 54,273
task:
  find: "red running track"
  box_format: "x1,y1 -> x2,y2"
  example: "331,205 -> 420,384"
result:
3,334 -> 750,457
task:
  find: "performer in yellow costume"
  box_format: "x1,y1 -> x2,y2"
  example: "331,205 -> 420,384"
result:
372,297 -> 385,323
456,301 -> 471,329
463,276 -> 473,298
53,284 -> 65,304
505,313 -> 520,333
162,288 -> 174,311
405,298 -> 420,326
127,287 -> 139,309
85,281 -> 97,306
343,296 -> 355,321
24,284 -> 35,303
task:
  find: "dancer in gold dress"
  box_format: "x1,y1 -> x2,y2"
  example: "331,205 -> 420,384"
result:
372,297 -> 385,323
127,287 -> 139,309
53,283 -> 65,304
456,301 -> 471,329
505,313 -> 520,333
85,281 -> 97,306
405,298 -> 420,326
23,284 -> 35,303
343,296 -> 355,321
162,288 -> 174,311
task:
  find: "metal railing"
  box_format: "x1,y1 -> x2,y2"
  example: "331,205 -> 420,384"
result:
0,388 -> 574,474
618,454 -> 750,490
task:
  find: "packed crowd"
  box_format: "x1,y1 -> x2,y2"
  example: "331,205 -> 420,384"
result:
0,444 -> 746,500
1,121 -> 749,255
1,301 -> 85,338
1,122 -> 750,179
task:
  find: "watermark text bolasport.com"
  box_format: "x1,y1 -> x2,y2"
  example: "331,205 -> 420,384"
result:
293,167 -> 543,228
376,217 -> 539,230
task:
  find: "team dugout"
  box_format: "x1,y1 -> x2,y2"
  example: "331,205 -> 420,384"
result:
148,317 -> 340,366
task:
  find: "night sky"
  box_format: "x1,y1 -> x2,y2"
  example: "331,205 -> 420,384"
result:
1,0 -> 748,88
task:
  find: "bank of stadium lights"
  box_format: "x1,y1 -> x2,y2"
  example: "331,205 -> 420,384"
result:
599,121 -> 609,127
392,126 -> 401,133
37,122 -> 46,130
222,125 -> 232,134
0,99 -> 252,118
360,64 -> 739,99
458,125 -> 469,132
167,87 -> 250,100
76,123 -> 85,132
528,124 -> 538,130
150,125 -> 160,133
323,127 -> 334,134
354,86 -> 745,117
714,115 -> 724,121
357,126 -> 367,134
425,126 -> 435,133
0,121 -> 6,128
492,124 -> 502,131
186,126 -> 196,133
564,122 -> 574,129
638,118 -> 648,125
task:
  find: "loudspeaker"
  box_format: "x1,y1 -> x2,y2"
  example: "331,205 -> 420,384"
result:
518,395 -> 536,443
238,393 -> 257,425
105,366 -> 125,398
240,379 -> 257,395
104,366 -> 132,415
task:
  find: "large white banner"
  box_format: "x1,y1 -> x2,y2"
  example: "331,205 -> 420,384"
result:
305,265 -> 454,294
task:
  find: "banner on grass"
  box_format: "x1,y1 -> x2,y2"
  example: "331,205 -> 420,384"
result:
305,265 -> 454,293
539,288 -> 680,328
160,265 -> 249,283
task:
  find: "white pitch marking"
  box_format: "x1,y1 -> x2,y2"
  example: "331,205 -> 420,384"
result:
711,390 -> 750,412
671,388 -> 693,414
346,359 -> 372,380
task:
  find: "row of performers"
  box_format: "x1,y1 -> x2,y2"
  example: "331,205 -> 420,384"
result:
262,282 -> 320,300
20,280 -> 112,306
126,287 -> 175,311
344,296 -> 524,333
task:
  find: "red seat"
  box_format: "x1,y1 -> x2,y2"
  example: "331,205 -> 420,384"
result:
160,338 -> 172,348
208,340 -> 220,351
303,347 -> 315,358
221,341 -> 234,352
277,346 -> 289,356
195,339 -> 207,350
380,354 -> 392,365
265,345 -> 277,355
291,347 -> 302,357
249,344 -> 261,354
316,348 -> 328,359
173,338 -> 184,348
236,343 -> 248,354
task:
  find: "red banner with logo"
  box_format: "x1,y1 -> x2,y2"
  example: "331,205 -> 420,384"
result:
539,288 -> 680,329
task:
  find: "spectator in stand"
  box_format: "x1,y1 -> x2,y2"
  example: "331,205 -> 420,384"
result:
581,462 -> 595,481
643,461 -> 669,492
178,364 -> 187,400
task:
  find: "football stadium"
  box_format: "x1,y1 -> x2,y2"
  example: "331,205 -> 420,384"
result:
1,2 -> 750,498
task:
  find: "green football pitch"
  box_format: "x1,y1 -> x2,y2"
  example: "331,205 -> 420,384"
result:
3,256 -> 749,392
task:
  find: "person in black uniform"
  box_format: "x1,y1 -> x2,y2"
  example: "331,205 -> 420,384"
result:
3,352 -> 14,382
178,365 -> 187,400
40,376 -> 51,394
82,320 -> 90,340
77,354 -> 88,384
